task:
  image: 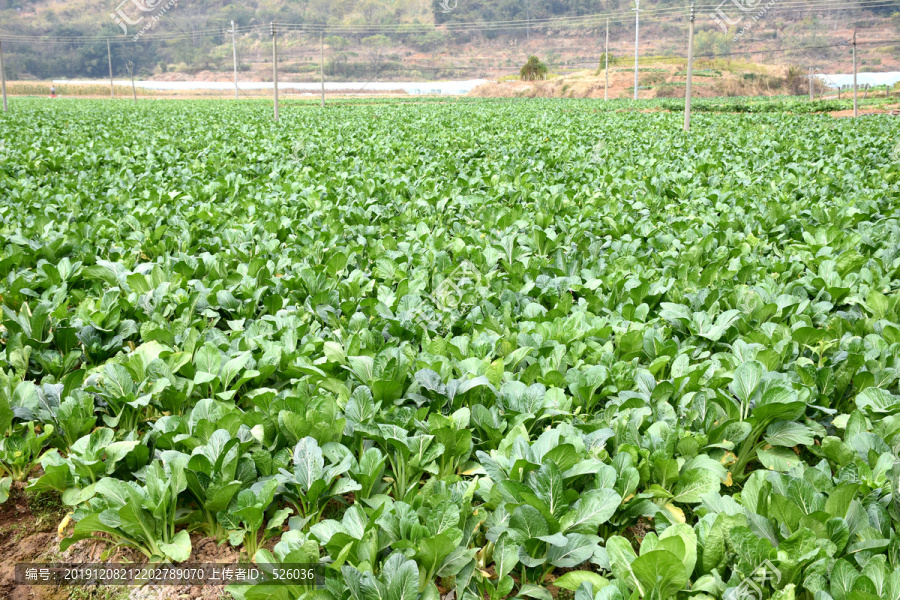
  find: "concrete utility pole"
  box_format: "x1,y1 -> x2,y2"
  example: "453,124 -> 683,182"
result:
0,39 -> 7,112
108,40 -> 114,98
272,22 -> 279,121
320,32 -> 325,108
853,30 -> 858,118
230,20 -> 239,99
809,65 -> 814,101
684,2 -> 695,132
128,61 -> 137,101
526,0 -> 531,40
604,17 -> 609,101
633,0 -> 641,101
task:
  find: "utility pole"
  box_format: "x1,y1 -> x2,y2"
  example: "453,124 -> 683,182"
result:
809,65 -> 814,101
604,17 -> 609,101
684,2 -> 695,132
853,30 -> 858,118
633,0 -> 641,101
0,39 -> 7,112
526,0 -> 530,40
127,61 -> 137,101
108,40 -> 114,98
320,32 -> 325,108
230,20 -> 239,99
272,22 -> 279,121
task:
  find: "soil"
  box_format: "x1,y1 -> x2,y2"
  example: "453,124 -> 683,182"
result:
627,518 -> 653,547
129,537 -> 243,600
0,483 -> 68,600
829,108 -> 900,118
466,63 -> 866,101
0,483 -> 255,600
468,69 -> 647,100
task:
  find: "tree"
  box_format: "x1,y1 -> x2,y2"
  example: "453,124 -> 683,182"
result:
694,30 -> 732,57
325,36 -> 354,77
359,0 -> 382,23
520,55 -> 548,81
362,34 -> 392,76
406,31 -> 449,52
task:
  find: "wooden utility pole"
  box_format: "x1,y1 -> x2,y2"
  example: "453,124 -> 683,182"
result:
272,22 -> 279,121
604,17 -> 609,101
320,32 -> 325,108
108,40 -> 114,98
0,39 -> 7,112
633,0 -> 641,100
684,2 -> 695,132
853,30 -> 858,118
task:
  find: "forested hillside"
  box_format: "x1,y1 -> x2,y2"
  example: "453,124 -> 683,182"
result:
1,0 -> 898,80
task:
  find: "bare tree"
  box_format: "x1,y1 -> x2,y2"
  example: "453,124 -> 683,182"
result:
362,34 -> 391,76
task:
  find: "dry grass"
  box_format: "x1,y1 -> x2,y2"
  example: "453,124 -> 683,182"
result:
470,60 -> 831,100
4,81 -> 157,97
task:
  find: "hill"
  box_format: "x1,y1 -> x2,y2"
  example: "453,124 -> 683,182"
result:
1,0 -> 899,83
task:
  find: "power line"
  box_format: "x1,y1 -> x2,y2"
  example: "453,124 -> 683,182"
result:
0,0 -> 893,42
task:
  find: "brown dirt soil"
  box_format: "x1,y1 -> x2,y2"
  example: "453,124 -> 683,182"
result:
129,536 -> 244,600
0,483 -> 68,600
829,108 -> 900,118
627,517 -> 653,547
0,482 -> 258,600
468,63 -> 830,100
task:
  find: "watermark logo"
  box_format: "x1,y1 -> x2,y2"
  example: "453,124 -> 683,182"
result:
724,559 -> 781,600
110,0 -> 178,40
409,260 -> 483,331
432,260 -> 481,311
590,139 -> 606,164
110,0 -> 160,33
709,0 -> 777,38
733,0 -> 779,40
290,140 -> 306,163
891,141 -> 900,162
438,0 -> 458,14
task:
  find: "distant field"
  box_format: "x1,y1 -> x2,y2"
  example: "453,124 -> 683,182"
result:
2,98 -> 900,600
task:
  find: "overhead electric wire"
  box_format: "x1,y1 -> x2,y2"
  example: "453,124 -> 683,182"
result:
0,0 -> 893,91
0,0 -> 892,43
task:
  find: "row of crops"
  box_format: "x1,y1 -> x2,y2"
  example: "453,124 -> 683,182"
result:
1,98 -> 900,600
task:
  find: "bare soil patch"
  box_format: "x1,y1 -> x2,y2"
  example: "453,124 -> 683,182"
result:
0,484 -> 68,600
829,108 -> 900,117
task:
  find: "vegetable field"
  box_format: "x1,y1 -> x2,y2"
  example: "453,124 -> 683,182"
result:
2,98 -> 900,600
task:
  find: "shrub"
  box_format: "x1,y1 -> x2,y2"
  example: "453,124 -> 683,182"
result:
520,56 -> 548,81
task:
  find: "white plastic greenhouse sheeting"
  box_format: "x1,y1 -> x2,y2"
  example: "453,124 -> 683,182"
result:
52,79 -> 490,95
817,72 -> 900,89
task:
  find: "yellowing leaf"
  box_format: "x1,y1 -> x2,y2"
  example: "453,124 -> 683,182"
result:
665,503 -> 686,523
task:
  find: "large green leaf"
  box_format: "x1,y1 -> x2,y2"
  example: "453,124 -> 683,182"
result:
158,529 -> 192,562
672,469 -> 720,504
631,549 -> 688,598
